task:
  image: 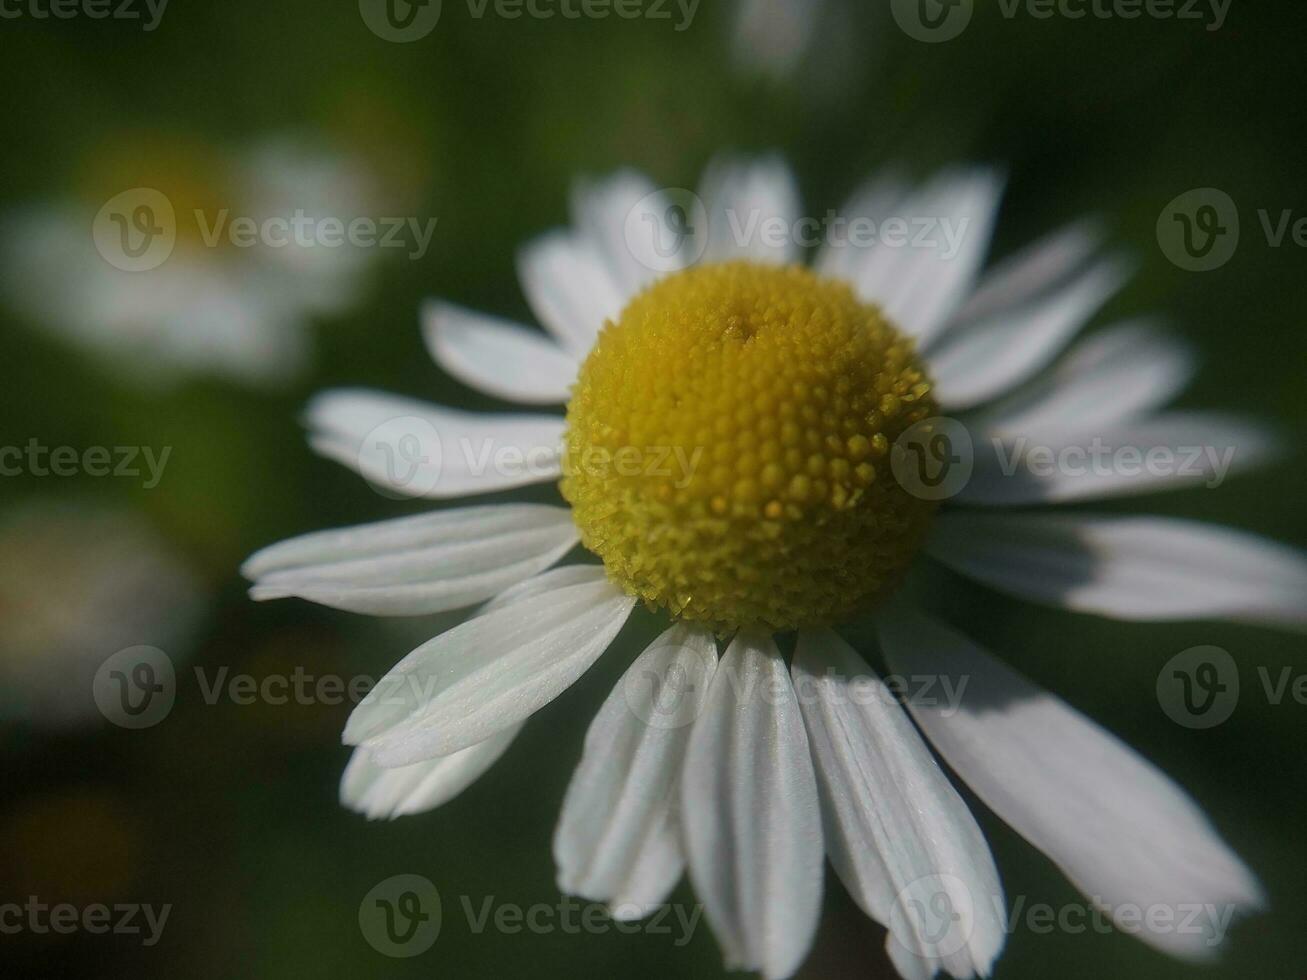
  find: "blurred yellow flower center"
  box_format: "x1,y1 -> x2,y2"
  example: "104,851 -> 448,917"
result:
561,261 -> 939,633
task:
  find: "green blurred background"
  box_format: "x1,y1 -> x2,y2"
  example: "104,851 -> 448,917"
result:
1,1 -> 1304,977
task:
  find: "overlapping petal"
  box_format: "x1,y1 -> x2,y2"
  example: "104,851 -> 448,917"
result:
879,605 -> 1266,960
554,623 -> 717,915
243,504 -> 577,615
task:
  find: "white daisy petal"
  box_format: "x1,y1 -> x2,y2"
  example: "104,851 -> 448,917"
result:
793,629 -> 1005,980
554,623 -> 718,916
571,169 -> 666,298
929,512 -> 1307,630
475,563 -> 604,614
516,230 -> 626,357
817,170 -> 908,282
928,255 -> 1131,410
959,412 -> 1277,506
699,155 -> 803,266
972,319 -> 1196,440
847,169 -> 1005,347
421,300 -> 577,404
946,220 -> 1103,328
344,568 -> 636,766
681,632 -> 822,980
243,504 -> 577,616
307,388 -> 564,499
340,724 -> 522,820
879,605 -> 1266,960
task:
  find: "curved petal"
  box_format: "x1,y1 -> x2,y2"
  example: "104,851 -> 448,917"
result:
243,504 -> 577,616
958,412 -> 1277,506
554,623 -> 718,916
306,389 -> 564,499
879,605 -> 1266,961
928,512 -> 1307,631
816,169 -> 908,282
842,169 -> 1005,347
344,567 -> 636,765
793,629 -> 1005,979
516,229 -> 626,357
681,632 -> 822,980
945,220 -> 1102,328
972,319 -> 1196,440
340,724 -> 522,819
422,300 -> 577,404
928,255 -> 1131,410
699,155 -> 803,266
570,169 -> 666,299
476,563 -> 604,614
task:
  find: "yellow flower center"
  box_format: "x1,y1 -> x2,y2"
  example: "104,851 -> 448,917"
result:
561,261 -> 939,633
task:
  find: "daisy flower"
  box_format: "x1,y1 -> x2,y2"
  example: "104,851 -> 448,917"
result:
244,157 -> 1302,978
3,137 -> 382,387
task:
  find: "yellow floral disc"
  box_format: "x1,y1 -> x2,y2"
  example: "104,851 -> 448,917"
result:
561,261 -> 939,632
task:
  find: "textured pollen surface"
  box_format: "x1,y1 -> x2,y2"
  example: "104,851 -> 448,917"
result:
561,262 -> 939,633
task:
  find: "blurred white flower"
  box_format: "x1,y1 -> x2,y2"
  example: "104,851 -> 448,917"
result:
2,138 -> 384,387
0,500 -> 205,728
